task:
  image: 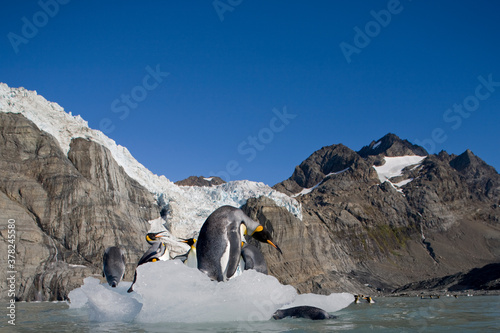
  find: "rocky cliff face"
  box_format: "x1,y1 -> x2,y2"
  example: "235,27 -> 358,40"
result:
0,112 -> 159,301
273,144 -> 371,196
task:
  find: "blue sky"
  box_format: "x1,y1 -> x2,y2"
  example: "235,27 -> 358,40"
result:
2,1 -> 499,186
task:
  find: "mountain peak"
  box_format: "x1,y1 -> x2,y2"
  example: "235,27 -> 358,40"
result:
273,143 -> 369,195
450,149 -> 479,172
175,176 -> 226,187
450,149 -> 497,176
358,133 -> 428,158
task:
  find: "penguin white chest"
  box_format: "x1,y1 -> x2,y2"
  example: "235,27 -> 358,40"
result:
220,234 -> 231,278
185,248 -> 197,268
158,245 -> 170,261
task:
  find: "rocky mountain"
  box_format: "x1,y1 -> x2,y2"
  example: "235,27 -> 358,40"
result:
1,83 -> 499,301
259,133 -> 500,294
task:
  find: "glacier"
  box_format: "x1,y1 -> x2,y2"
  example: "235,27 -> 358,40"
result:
0,83 -> 302,241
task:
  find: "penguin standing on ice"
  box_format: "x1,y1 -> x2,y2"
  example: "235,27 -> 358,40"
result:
127,231 -> 170,293
241,243 -> 268,275
196,205 -> 282,282
102,246 -> 126,287
173,238 -> 198,268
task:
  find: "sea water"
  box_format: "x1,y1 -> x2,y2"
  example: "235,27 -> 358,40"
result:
4,295 -> 499,332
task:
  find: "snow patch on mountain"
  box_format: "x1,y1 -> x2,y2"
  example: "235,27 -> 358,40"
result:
373,156 -> 426,183
373,155 -> 426,193
292,168 -> 350,197
0,83 -> 302,239
372,140 -> 381,149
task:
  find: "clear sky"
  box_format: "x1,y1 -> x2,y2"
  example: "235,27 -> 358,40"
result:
2,1 -> 499,186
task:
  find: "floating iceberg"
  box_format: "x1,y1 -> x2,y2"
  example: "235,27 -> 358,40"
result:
68,260 -> 352,323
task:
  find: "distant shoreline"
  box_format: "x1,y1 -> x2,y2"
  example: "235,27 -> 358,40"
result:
385,289 -> 500,297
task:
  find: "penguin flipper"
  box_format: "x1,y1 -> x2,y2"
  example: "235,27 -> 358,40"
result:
127,270 -> 137,293
225,228 -> 242,280
121,253 -> 126,278
137,243 -> 161,266
173,252 -> 189,262
243,253 -> 255,270
102,251 -> 108,277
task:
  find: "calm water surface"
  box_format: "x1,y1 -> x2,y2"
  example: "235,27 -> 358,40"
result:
4,296 -> 499,332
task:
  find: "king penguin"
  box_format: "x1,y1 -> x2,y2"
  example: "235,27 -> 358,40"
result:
173,238 -> 198,268
241,243 -> 268,275
102,246 -> 126,287
196,205 -> 282,282
127,231 -> 170,293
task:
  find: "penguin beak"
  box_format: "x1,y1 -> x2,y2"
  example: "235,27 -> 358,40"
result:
153,231 -> 169,241
267,239 -> 283,255
180,238 -> 196,247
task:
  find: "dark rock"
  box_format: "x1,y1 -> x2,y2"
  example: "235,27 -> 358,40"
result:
273,144 -> 373,196
393,263 -> 500,293
450,150 -> 500,199
358,133 -> 428,158
175,176 -> 226,187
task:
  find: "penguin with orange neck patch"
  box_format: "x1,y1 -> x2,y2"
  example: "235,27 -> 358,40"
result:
127,231 -> 170,293
196,205 -> 282,282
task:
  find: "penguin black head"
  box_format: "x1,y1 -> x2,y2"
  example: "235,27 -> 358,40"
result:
251,225 -> 283,254
180,238 -> 196,247
145,231 -> 169,244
